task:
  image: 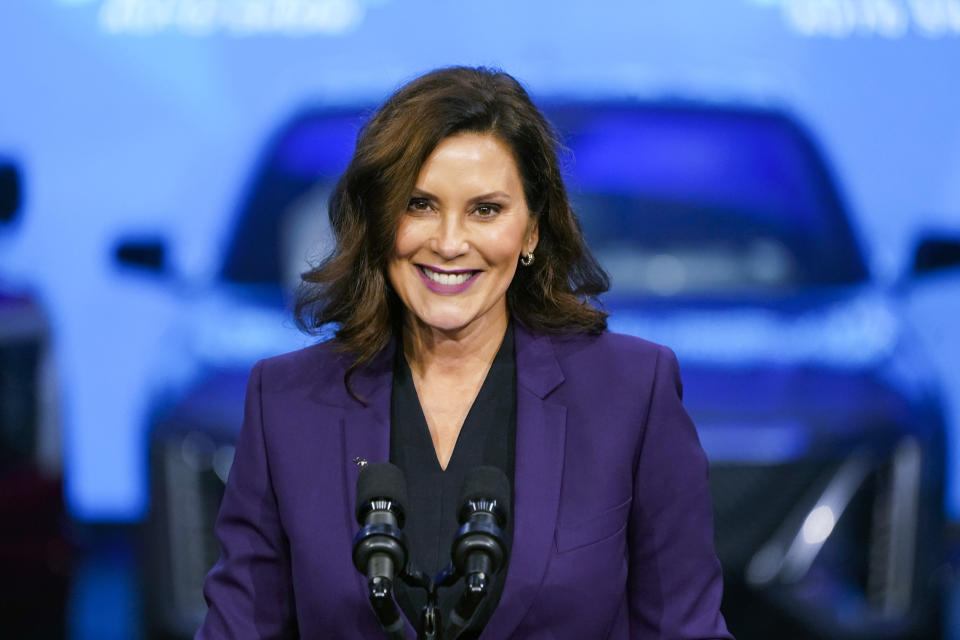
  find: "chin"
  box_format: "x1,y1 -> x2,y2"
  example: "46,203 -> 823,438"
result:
407,301 -> 490,334
405,296 -> 506,336
415,313 -> 475,334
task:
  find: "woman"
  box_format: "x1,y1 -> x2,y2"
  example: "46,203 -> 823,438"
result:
198,67 -> 732,639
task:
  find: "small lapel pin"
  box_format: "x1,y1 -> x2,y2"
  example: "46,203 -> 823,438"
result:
353,456 -> 368,468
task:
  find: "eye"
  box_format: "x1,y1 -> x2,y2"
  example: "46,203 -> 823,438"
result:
407,197 -> 432,212
473,203 -> 501,218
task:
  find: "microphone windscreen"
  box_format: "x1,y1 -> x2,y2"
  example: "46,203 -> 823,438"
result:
355,462 -> 407,522
459,465 -> 511,515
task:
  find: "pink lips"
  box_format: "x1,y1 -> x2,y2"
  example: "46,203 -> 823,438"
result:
416,265 -> 480,294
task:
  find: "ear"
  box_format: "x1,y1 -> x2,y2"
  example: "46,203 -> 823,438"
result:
524,216 -> 539,255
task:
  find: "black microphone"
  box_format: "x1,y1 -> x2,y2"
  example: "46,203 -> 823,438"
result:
352,462 -> 408,639
446,466 -> 510,636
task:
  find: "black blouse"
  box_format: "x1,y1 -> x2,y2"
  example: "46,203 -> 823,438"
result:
389,325 -> 517,638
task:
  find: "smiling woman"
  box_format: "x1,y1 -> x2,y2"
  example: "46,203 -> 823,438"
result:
197,67 -> 733,640
294,67 -> 609,387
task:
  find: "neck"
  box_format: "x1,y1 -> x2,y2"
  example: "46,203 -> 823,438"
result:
402,310 -> 509,380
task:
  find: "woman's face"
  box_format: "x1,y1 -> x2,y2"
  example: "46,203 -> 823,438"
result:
387,132 -> 538,338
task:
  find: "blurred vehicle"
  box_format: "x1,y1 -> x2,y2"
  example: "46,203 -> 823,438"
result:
903,230 -> 960,524
547,104 -> 957,640
118,103 -> 960,639
0,161 -> 71,639
121,109 -> 362,639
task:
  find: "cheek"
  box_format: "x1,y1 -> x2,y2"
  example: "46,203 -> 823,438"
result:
485,222 -> 528,266
392,219 -> 419,258
388,222 -> 416,293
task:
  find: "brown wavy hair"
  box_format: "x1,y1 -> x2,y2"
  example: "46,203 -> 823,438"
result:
295,66 -> 609,385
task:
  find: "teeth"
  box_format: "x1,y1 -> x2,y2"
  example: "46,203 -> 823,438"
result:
422,267 -> 473,285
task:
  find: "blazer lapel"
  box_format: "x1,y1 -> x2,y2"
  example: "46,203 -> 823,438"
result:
340,341 -> 395,528
482,325 -> 566,639
336,340 -> 421,637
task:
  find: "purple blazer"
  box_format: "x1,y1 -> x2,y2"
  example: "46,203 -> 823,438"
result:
197,324 -> 732,639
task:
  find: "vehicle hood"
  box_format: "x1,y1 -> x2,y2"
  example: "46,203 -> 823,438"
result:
604,286 -> 900,369
604,286 -> 943,463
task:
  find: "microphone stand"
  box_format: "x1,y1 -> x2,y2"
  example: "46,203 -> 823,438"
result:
400,566 -> 441,640
397,561 -> 474,640
441,561 -> 492,640
402,560 -> 495,640
365,562 -> 457,640
366,574 -> 405,640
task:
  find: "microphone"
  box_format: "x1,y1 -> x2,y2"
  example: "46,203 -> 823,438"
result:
352,462 -> 408,639
446,466 -> 510,636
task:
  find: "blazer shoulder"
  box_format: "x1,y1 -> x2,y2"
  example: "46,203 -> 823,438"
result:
549,330 -> 676,377
255,338 -> 350,399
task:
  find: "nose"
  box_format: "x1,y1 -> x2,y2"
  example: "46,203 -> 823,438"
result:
430,212 -> 469,260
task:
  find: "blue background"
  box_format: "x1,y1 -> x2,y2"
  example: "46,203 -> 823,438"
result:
1,0 -> 959,521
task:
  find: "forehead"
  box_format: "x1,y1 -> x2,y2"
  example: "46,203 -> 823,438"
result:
415,133 -> 522,192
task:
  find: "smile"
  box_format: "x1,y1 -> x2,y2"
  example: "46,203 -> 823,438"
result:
416,265 -> 480,293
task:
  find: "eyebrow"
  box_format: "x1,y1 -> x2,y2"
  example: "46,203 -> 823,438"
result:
410,188 -> 512,204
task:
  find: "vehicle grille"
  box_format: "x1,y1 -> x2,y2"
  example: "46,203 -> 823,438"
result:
145,427 -> 234,638
709,460 -> 837,572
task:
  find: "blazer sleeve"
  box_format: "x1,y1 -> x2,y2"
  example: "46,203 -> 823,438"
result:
196,360 -> 298,639
627,346 -> 733,639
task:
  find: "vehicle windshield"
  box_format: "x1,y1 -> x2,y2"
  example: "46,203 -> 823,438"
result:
219,109 -> 362,292
552,104 -> 870,295
574,192 -> 865,296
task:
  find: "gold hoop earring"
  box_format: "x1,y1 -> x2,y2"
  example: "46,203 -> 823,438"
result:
520,252 -> 535,267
